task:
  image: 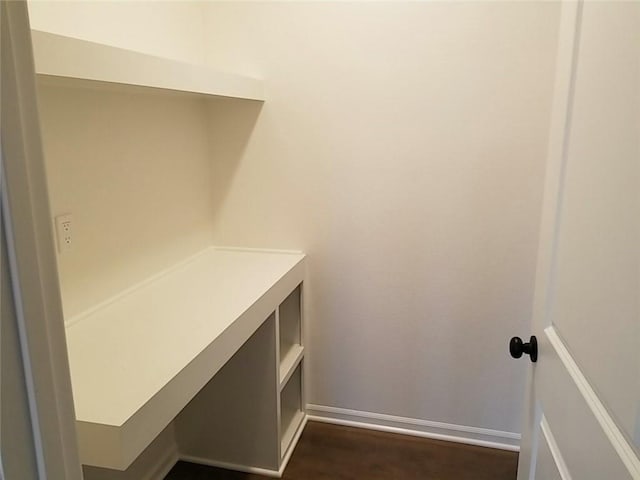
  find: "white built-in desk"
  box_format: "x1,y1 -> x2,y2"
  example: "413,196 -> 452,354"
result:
65,247 -> 306,473
31,31 -> 299,476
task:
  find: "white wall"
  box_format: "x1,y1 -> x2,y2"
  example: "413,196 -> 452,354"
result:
202,2 -> 560,437
30,1 -> 214,318
28,0 -> 206,64
30,0 -> 561,450
38,86 -> 214,318
30,4 -> 213,478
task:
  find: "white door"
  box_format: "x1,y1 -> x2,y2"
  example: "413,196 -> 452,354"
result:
516,1 -> 640,479
1,1 -> 82,478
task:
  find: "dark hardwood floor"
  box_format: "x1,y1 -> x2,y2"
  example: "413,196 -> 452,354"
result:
165,421 -> 518,480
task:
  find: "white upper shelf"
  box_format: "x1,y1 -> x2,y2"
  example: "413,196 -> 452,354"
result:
31,30 -> 265,101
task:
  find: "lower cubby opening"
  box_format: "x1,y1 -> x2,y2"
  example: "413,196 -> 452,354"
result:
279,285 -> 302,364
280,362 -> 304,458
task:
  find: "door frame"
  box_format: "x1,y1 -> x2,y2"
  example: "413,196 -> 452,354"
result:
1,1 -> 82,478
516,1 -> 580,471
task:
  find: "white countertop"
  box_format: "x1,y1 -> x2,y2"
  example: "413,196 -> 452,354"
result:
65,247 -> 305,469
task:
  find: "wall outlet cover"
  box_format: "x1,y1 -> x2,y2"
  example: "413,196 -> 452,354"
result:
55,214 -> 73,253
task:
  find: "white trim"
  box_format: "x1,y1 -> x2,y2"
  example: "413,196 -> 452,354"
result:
1,164 -> 47,478
545,327 -> 640,477
544,0 -> 584,330
64,247 -> 211,328
306,404 -> 520,452
280,415 -> 308,473
1,4 -> 47,475
214,245 -> 304,256
528,404 -> 543,480
1,2 -> 82,478
540,414 -> 572,480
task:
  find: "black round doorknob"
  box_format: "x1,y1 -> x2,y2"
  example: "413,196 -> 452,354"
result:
509,336 -> 538,363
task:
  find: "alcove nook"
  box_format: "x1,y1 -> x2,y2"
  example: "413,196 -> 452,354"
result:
25,1 -> 562,479
33,30 -> 307,478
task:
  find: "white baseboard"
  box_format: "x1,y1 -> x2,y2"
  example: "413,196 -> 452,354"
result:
306,404 -> 520,452
280,414 -> 308,474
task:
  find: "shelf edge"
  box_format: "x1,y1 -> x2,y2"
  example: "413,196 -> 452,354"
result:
31,30 -> 265,101
279,345 -> 304,390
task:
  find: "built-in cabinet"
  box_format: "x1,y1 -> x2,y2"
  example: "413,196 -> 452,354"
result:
175,282 -> 306,475
278,286 -> 306,458
32,30 -> 306,478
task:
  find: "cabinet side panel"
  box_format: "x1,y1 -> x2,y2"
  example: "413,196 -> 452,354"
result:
82,423 -> 178,480
174,314 -> 279,471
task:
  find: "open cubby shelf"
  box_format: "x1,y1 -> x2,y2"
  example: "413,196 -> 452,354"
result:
278,285 -> 303,380
280,363 -> 305,459
277,285 -> 306,461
